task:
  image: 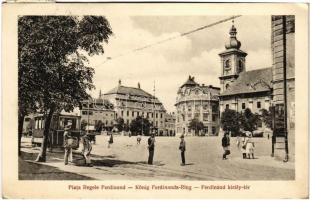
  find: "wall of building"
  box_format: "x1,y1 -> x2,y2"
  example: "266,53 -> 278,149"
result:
104,92 -> 167,134
220,94 -> 272,114
271,15 -> 295,130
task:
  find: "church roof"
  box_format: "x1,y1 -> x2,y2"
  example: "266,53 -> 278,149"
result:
220,67 -> 273,96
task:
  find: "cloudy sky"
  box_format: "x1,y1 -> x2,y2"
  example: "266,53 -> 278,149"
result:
88,15 -> 272,112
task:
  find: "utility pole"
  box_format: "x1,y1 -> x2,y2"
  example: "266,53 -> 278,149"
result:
87,99 -> 90,135
282,15 -> 289,162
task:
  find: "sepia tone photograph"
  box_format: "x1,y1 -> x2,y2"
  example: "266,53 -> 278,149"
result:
17,14 -> 295,181
2,3 -> 308,199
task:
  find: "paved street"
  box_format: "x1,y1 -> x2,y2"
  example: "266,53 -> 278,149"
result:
20,135 -> 294,180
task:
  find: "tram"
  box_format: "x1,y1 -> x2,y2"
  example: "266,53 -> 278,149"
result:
31,112 -> 81,148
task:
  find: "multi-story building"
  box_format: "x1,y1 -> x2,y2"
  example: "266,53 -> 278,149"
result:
80,97 -> 115,130
218,23 -> 273,122
175,76 -> 220,136
104,80 -> 167,135
164,112 -> 176,136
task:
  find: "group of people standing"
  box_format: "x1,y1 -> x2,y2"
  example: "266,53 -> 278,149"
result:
222,131 -> 255,160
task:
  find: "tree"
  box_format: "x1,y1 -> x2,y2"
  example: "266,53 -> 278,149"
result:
188,118 -> 205,136
220,108 -> 241,136
18,16 -> 113,162
240,108 -> 260,133
115,117 -> 124,132
130,116 -> 151,136
260,108 -> 273,129
95,120 -> 103,132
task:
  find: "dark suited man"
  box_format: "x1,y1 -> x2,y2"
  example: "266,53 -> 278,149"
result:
147,133 -> 155,165
179,135 -> 186,166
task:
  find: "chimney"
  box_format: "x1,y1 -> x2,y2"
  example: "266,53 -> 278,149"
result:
118,79 -> 121,86
138,82 -> 141,89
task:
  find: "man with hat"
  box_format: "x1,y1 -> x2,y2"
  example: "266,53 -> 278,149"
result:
179,134 -> 186,166
147,132 -> 156,165
81,131 -> 93,167
64,122 -> 73,165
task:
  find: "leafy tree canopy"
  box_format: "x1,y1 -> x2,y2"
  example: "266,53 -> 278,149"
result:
188,118 -> 205,135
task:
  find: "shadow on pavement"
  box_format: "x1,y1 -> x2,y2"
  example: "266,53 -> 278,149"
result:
19,152 -> 94,180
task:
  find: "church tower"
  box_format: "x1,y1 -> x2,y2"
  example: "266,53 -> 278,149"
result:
219,21 -> 247,93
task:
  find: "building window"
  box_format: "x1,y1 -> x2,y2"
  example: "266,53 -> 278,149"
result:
121,111 -> 123,116
238,60 -> 244,73
137,111 -> 139,116
194,113 -> 200,119
132,111 -> 134,117
195,105 -> 200,111
188,106 -> 192,112
212,115 -> 216,122
212,127 -> 216,135
212,105 -> 218,112
127,111 -> 129,116
127,119 -> 129,125
203,113 -> 208,121
226,104 -> 229,109
225,84 -> 230,90
242,103 -> 246,109
160,113 -> 163,118
156,113 -> 158,118
188,113 -> 192,118
257,102 -> 261,109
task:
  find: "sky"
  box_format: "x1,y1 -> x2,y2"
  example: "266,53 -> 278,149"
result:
87,15 -> 272,113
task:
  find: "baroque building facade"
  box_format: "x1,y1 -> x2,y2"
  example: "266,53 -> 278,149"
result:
218,23 -> 273,126
104,80 -> 167,135
175,76 -> 220,136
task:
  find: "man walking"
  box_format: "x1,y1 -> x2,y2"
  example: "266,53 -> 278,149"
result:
147,133 -> 155,165
179,135 -> 186,166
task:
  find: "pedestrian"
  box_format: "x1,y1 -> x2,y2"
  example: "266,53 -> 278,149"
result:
267,133 -> 270,140
108,133 -> 113,148
81,132 -> 93,167
236,135 -> 241,149
221,132 -> 230,160
137,134 -> 142,144
245,133 -> 255,159
147,133 -> 155,165
179,134 -> 186,166
241,135 -> 247,159
64,123 -> 75,165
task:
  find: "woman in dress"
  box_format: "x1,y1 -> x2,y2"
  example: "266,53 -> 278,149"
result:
245,133 -> 255,159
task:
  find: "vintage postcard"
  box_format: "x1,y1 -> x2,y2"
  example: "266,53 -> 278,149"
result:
2,2 -> 309,199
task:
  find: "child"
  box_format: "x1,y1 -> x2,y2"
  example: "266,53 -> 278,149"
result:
137,134 -> 141,144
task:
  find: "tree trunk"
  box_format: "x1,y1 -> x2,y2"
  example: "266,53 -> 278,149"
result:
36,107 -> 55,162
18,113 -> 25,156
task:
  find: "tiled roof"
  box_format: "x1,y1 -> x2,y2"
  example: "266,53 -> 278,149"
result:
220,67 -> 272,96
105,85 -> 154,98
